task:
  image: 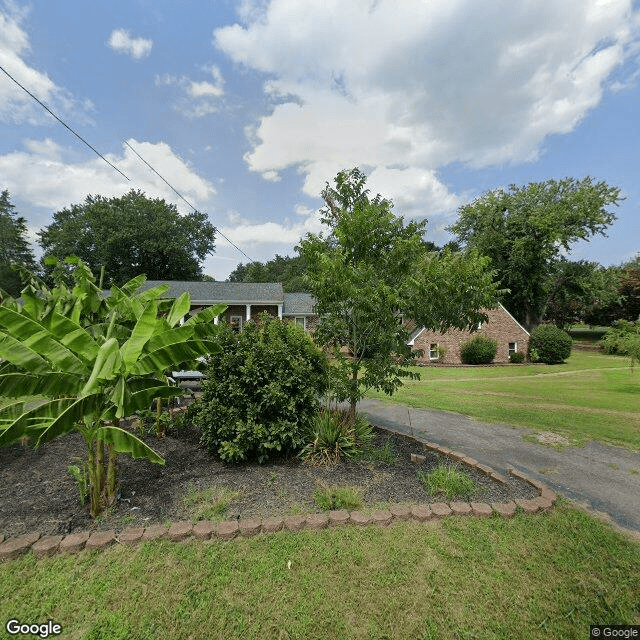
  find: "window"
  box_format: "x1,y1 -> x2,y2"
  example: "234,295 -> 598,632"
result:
295,316 -> 306,330
429,343 -> 439,360
230,315 -> 243,332
508,342 -> 517,355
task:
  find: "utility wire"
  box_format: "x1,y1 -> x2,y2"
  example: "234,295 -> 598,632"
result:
123,139 -> 257,265
0,62 -> 255,265
0,64 -> 130,181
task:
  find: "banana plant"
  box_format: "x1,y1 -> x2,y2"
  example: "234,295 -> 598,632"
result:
0,258 -> 225,517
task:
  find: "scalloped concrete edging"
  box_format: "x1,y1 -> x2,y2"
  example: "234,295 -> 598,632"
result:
0,468 -> 557,561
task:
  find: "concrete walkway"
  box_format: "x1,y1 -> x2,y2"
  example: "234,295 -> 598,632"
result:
357,398 -> 640,534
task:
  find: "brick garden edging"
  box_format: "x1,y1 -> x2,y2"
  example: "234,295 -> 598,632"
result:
0,470 -> 557,561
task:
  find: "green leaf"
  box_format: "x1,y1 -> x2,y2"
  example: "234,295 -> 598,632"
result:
166,292 -> 191,328
129,340 -> 221,376
43,311 -> 100,363
120,299 -> 158,369
0,307 -> 87,374
124,384 -> 185,415
95,425 -> 164,464
119,274 -> 147,297
184,304 -> 226,325
0,394 -> 104,446
0,372 -> 84,398
80,338 -> 123,396
0,331 -> 51,374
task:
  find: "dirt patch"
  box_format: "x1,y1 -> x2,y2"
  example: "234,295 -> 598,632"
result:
0,417 -> 539,538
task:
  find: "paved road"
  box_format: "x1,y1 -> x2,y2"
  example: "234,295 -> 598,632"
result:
356,398 -> 640,534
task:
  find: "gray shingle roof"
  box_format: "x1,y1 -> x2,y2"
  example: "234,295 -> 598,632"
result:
139,281 -> 284,303
282,292 -> 316,315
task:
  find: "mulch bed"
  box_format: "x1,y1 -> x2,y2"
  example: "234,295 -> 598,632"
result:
0,415 -> 539,539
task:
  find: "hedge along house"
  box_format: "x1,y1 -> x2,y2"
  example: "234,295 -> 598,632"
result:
406,304 -> 530,365
135,281 -> 318,332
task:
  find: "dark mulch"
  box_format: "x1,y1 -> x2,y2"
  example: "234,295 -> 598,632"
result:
0,415 -> 539,538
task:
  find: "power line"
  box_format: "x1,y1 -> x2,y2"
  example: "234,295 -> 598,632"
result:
124,139 -> 257,265
0,64 -> 130,181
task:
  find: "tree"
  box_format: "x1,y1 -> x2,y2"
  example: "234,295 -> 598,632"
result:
299,168 -> 502,421
448,177 -> 623,331
543,259 -> 622,328
0,257 -> 224,517
37,190 -> 216,287
228,253 -> 310,292
0,190 -> 38,298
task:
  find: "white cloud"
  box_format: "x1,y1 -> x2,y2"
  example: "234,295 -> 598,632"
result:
107,29 -> 153,60
0,137 -> 216,213
0,3 -> 72,124
155,65 -> 225,117
215,0 -> 640,215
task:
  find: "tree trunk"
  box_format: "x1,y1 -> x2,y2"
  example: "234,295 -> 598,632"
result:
348,366 -> 358,425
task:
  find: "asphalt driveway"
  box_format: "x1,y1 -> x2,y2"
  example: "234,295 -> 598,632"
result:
356,398 -> 640,535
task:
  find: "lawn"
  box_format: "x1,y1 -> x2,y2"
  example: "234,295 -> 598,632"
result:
0,504 -> 638,639
366,351 -> 640,449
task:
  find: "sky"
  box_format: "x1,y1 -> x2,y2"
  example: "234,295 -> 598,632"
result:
1,0 -> 639,281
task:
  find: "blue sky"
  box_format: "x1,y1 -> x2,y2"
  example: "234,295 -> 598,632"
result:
1,0 -> 639,280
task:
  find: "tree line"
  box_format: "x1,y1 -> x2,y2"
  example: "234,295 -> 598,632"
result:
1,175 -> 637,331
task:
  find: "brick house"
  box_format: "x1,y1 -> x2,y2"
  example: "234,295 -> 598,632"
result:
133,282 -> 526,364
407,304 -> 530,365
137,281 -> 318,332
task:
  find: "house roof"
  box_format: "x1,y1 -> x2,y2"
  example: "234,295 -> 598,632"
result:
282,292 -> 315,315
138,281 -> 284,304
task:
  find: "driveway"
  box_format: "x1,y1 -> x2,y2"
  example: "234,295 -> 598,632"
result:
356,398 -> 640,535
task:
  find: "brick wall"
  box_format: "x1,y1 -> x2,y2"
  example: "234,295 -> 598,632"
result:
411,306 -> 529,365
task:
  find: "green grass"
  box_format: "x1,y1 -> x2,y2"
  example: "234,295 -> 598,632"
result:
417,464 -> 480,500
313,485 -> 363,511
366,351 -> 640,449
0,506 -> 637,639
356,440 -> 397,464
181,484 -> 243,523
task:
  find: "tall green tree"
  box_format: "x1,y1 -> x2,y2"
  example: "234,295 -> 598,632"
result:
0,257 -> 224,517
37,190 -> 216,287
300,168 -> 502,421
0,190 -> 38,298
543,259 -> 622,328
228,253 -> 309,292
448,177 -> 622,331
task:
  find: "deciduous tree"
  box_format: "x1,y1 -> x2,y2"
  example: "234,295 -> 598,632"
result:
300,168 -> 502,421
37,190 -> 216,287
448,177 -> 622,331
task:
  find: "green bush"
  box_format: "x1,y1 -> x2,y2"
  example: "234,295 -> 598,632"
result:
528,324 -> 573,364
299,408 -> 374,465
460,335 -> 498,364
192,313 -> 329,463
509,351 -> 525,364
600,320 -> 640,355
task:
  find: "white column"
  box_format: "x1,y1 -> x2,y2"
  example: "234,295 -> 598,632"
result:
214,315 -> 219,325
277,304 -> 282,319
246,304 -> 251,322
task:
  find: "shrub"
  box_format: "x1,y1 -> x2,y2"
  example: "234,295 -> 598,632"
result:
193,314 -> 329,463
299,408 -> 374,465
600,320 -> 640,355
528,324 -> 573,364
417,464 -> 479,500
460,335 -> 498,364
509,351 -> 525,364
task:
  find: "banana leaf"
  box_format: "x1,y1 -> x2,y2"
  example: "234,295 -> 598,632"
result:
166,292 -> 191,328
184,304 -> 226,325
129,339 -> 221,376
0,332 -> 51,374
80,338 -> 123,397
95,425 -> 164,464
0,308 -> 88,374
0,372 -> 84,398
120,299 -> 158,369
